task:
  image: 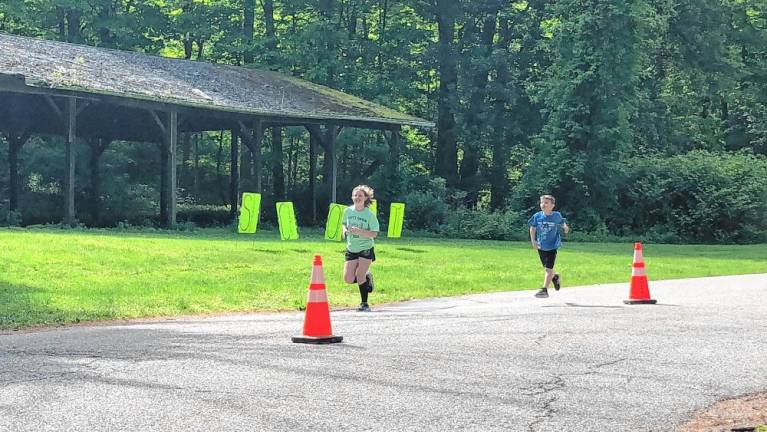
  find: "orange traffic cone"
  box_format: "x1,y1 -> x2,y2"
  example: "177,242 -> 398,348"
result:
292,255 -> 343,344
624,242 -> 657,305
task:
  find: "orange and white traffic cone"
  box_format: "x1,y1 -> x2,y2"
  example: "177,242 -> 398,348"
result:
292,255 -> 343,344
624,242 -> 657,305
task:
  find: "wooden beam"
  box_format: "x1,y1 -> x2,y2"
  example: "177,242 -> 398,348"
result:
45,95 -> 63,121
149,110 -> 167,135
76,100 -> 91,117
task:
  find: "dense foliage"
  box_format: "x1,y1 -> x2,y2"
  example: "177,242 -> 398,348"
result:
1,0 -> 765,242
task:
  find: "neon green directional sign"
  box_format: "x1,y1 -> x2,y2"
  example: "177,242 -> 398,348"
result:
238,192 -> 261,234
387,203 -> 405,238
325,203 -> 346,241
370,199 -> 377,215
276,201 -> 299,240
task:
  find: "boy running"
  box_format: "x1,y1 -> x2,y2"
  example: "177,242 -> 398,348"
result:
529,194 -> 569,298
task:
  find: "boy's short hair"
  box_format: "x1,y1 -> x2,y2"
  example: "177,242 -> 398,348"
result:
540,194 -> 556,204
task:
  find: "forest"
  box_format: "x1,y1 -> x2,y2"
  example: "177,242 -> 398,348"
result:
1,0 -> 765,243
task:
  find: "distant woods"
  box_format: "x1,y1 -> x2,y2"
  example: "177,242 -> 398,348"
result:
1,0 -> 766,242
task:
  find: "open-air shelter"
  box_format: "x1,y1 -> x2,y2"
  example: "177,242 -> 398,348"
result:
0,33 -> 432,226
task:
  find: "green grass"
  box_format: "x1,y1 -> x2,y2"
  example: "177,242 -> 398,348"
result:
1,227 -> 765,330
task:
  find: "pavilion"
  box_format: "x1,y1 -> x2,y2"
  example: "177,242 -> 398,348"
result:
0,33 -> 432,226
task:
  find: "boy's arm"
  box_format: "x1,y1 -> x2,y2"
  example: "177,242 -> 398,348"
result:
562,222 -> 570,234
529,226 -> 538,249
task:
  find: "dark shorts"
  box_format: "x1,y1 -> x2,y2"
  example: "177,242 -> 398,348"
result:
345,248 -> 376,262
538,249 -> 557,269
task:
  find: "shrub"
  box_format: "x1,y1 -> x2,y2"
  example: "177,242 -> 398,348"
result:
177,204 -> 231,227
613,150 -> 767,243
440,208 -> 527,241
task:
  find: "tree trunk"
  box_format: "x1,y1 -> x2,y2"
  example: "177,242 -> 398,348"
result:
459,4 -> 498,207
434,0 -> 459,186
89,138 -> 110,225
243,0 -> 255,64
180,132 -> 191,191
66,10 -> 82,43
160,140 -> 168,223
230,130 -> 239,222
489,16 -> 511,210
215,131 -> 227,205
309,132 -> 317,223
6,131 -> 29,214
263,0 -> 276,52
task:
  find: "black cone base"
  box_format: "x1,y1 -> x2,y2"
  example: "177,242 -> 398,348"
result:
623,299 -> 657,305
291,335 -> 343,344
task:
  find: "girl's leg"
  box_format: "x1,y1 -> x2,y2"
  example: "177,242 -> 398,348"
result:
355,258 -> 373,304
344,259 -> 359,284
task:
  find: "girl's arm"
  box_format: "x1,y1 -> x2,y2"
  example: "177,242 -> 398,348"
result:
349,226 -> 378,238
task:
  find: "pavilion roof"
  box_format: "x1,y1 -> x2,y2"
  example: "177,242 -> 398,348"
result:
0,33 -> 432,129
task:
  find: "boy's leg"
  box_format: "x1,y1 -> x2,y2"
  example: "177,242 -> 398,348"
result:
542,267 -> 555,289
535,250 -> 555,298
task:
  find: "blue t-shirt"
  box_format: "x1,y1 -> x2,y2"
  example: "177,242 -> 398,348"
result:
528,211 -> 566,251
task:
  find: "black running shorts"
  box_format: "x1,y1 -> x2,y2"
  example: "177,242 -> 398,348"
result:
345,248 -> 376,262
537,249 -> 557,269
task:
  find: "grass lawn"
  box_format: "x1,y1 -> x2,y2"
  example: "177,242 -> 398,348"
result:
1,227 -> 765,329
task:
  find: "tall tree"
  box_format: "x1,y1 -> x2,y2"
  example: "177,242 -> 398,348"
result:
429,0 -> 460,186
523,0 -> 649,225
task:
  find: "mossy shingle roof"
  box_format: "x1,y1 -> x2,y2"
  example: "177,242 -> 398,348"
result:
0,33 -> 432,128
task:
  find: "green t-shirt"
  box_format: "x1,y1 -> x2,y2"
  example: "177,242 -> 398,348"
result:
342,206 -> 379,253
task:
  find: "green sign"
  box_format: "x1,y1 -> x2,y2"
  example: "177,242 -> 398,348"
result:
325,203 -> 346,241
276,202 -> 299,240
387,203 -> 405,238
237,192 -> 261,234
370,199 -> 377,215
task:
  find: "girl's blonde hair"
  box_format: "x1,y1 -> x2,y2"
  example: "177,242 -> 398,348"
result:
353,185 -> 375,207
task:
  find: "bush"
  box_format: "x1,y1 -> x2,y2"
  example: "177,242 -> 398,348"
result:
401,177 -> 449,231
177,204 -> 232,227
612,150 -> 767,243
440,208 -> 528,241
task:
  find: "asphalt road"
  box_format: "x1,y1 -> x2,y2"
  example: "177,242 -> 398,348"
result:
1,274 -> 765,431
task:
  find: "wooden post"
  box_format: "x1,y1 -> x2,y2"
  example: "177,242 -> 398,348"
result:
166,111 -> 178,227
230,129 -> 240,222
64,97 -> 77,225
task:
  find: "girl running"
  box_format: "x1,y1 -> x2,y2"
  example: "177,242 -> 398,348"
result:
342,185 -> 379,311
